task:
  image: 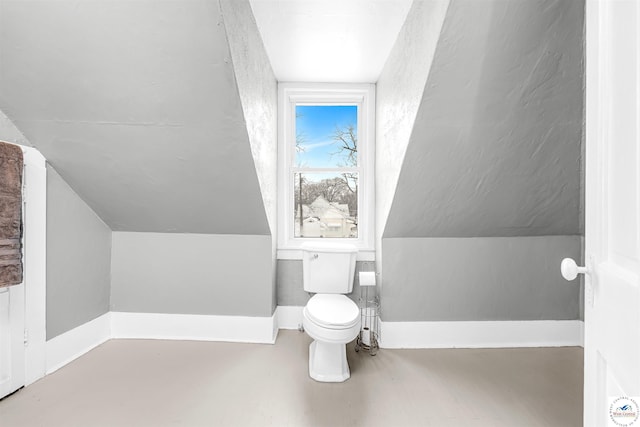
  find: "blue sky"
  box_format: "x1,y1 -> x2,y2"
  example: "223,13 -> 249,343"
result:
295,105 -> 357,168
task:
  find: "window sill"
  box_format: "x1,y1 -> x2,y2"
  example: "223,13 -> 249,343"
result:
277,248 -> 375,262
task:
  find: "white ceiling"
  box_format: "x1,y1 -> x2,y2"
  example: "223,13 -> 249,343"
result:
249,0 -> 413,83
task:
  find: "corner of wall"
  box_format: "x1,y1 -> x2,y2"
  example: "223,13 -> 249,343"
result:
218,0 -> 279,313
46,166 -> 112,340
219,0 -> 278,237
375,0 -> 451,249
0,108 -> 32,148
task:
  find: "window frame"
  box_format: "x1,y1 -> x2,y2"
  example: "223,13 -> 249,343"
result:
277,83 -> 375,260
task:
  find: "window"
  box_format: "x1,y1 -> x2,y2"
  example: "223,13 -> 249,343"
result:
278,84 -> 375,259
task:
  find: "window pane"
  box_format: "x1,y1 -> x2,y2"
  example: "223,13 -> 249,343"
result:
293,172 -> 358,238
295,105 -> 358,168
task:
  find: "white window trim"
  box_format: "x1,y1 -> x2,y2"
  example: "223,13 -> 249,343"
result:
277,83 -> 375,261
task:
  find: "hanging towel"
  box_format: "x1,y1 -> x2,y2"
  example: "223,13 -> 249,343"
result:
0,141 -> 23,287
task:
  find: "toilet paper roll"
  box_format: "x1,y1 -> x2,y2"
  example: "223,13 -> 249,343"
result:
359,271 -> 376,287
361,327 -> 371,346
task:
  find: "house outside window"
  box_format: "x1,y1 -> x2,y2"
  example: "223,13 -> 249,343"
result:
277,83 -> 375,260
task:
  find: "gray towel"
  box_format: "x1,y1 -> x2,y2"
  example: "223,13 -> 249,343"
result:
0,141 -> 23,287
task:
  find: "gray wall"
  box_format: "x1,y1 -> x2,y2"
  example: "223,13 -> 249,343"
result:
220,0 -> 278,312
47,166 -> 111,340
111,232 -> 274,317
378,0 -> 584,322
381,237 -> 581,321
277,260 -> 375,307
2,2 -> 281,324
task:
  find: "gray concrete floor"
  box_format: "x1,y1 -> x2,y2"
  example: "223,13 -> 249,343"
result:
0,330 -> 583,426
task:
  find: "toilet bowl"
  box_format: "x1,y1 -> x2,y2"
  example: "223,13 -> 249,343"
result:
301,243 -> 359,382
303,294 -> 360,382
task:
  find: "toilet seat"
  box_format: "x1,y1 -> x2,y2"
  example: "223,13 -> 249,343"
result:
305,294 -> 360,329
302,294 -> 361,382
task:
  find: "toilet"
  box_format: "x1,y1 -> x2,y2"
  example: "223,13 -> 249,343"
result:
301,242 -> 361,382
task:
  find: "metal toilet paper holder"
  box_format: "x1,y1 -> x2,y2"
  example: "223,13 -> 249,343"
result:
355,271 -> 379,356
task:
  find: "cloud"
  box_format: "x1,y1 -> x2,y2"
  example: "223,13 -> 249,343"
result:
299,139 -> 335,152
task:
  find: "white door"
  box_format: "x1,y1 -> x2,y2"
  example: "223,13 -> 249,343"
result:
0,283 -> 25,399
581,0 -> 640,425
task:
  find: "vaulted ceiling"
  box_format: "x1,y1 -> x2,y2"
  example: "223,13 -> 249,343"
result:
0,0 -> 414,235
0,0 -> 583,239
0,0 -> 269,233
384,0 -> 584,237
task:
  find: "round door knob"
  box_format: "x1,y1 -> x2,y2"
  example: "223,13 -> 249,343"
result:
561,258 -> 588,281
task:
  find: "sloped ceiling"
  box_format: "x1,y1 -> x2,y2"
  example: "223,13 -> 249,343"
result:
1,0 -> 584,239
384,0 -> 584,238
0,0 -> 270,234
376,0 -> 450,241
220,0 -> 278,235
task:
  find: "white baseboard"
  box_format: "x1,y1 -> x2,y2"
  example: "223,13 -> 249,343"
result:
380,320 -> 584,349
46,312 -> 111,374
273,306 -> 583,349
276,306 -> 304,330
111,312 -> 277,344
43,310 -> 583,378
44,311 -> 277,376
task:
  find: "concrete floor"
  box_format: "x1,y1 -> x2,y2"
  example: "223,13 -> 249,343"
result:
0,330 -> 583,427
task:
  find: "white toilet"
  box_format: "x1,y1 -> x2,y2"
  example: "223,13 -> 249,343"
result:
301,242 -> 361,382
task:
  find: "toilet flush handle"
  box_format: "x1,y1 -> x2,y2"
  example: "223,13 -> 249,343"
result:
560,258 -> 589,281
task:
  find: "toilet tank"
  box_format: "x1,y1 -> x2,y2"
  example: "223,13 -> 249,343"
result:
301,242 -> 358,294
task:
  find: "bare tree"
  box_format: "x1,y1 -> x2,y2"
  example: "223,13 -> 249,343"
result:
331,124 -> 358,199
317,177 -> 348,202
332,124 -> 357,167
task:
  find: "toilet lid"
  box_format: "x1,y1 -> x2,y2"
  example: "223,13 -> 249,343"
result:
306,294 -> 360,328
